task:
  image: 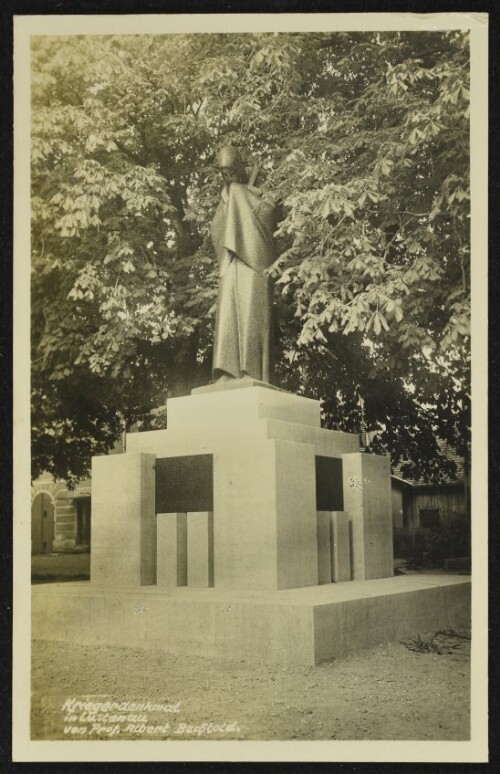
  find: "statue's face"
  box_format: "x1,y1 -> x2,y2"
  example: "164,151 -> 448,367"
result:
220,165 -> 244,187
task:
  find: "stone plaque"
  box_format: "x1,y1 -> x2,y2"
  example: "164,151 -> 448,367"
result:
315,456 -> 344,511
155,455 -> 213,514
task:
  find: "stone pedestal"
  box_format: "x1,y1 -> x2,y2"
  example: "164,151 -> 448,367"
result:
90,452 -> 156,585
33,575 -> 471,666
213,439 -> 317,589
317,510 -> 351,583
341,453 -> 393,580
317,512 -> 332,584
90,383 -> 393,593
330,511 -> 351,582
157,512 -> 187,587
187,512 -> 214,587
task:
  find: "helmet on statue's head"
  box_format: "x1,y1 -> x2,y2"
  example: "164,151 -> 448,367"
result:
215,144 -> 243,168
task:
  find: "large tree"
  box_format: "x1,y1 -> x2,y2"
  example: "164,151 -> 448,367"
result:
31,31 -> 470,485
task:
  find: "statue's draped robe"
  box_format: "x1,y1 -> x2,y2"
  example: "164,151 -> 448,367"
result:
211,182 -> 275,382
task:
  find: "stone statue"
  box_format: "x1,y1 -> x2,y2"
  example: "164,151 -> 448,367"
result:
210,145 -> 276,383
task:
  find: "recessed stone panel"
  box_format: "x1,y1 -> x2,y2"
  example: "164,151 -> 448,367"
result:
155,455 -> 213,514
315,456 -> 344,511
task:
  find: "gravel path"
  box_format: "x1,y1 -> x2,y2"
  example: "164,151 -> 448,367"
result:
31,629 -> 470,741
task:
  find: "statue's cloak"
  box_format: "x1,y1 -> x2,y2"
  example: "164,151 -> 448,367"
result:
210,183 -> 276,381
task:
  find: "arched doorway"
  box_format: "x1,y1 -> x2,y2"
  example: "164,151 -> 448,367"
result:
31,492 -> 55,554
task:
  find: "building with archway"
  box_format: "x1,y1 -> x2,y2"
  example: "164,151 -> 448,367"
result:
31,473 -> 91,554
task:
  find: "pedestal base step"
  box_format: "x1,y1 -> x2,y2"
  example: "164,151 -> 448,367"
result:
32,574 -> 470,666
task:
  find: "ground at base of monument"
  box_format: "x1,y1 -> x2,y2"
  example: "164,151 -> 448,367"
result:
32,574 -> 470,666
30,626 -> 471,741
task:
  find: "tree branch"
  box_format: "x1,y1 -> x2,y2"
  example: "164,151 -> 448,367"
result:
113,138 -> 146,167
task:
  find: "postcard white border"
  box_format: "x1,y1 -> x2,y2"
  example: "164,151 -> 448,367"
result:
13,11 -> 489,763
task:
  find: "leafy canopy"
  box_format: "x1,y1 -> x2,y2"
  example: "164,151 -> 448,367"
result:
31,31 -> 470,485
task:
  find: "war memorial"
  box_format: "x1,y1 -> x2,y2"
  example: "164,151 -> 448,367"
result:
32,147 -> 470,666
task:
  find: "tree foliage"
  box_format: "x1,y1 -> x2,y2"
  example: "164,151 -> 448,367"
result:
31,31 -> 471,485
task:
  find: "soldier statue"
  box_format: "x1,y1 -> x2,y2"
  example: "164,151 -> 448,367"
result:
210,145 -> 276,383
